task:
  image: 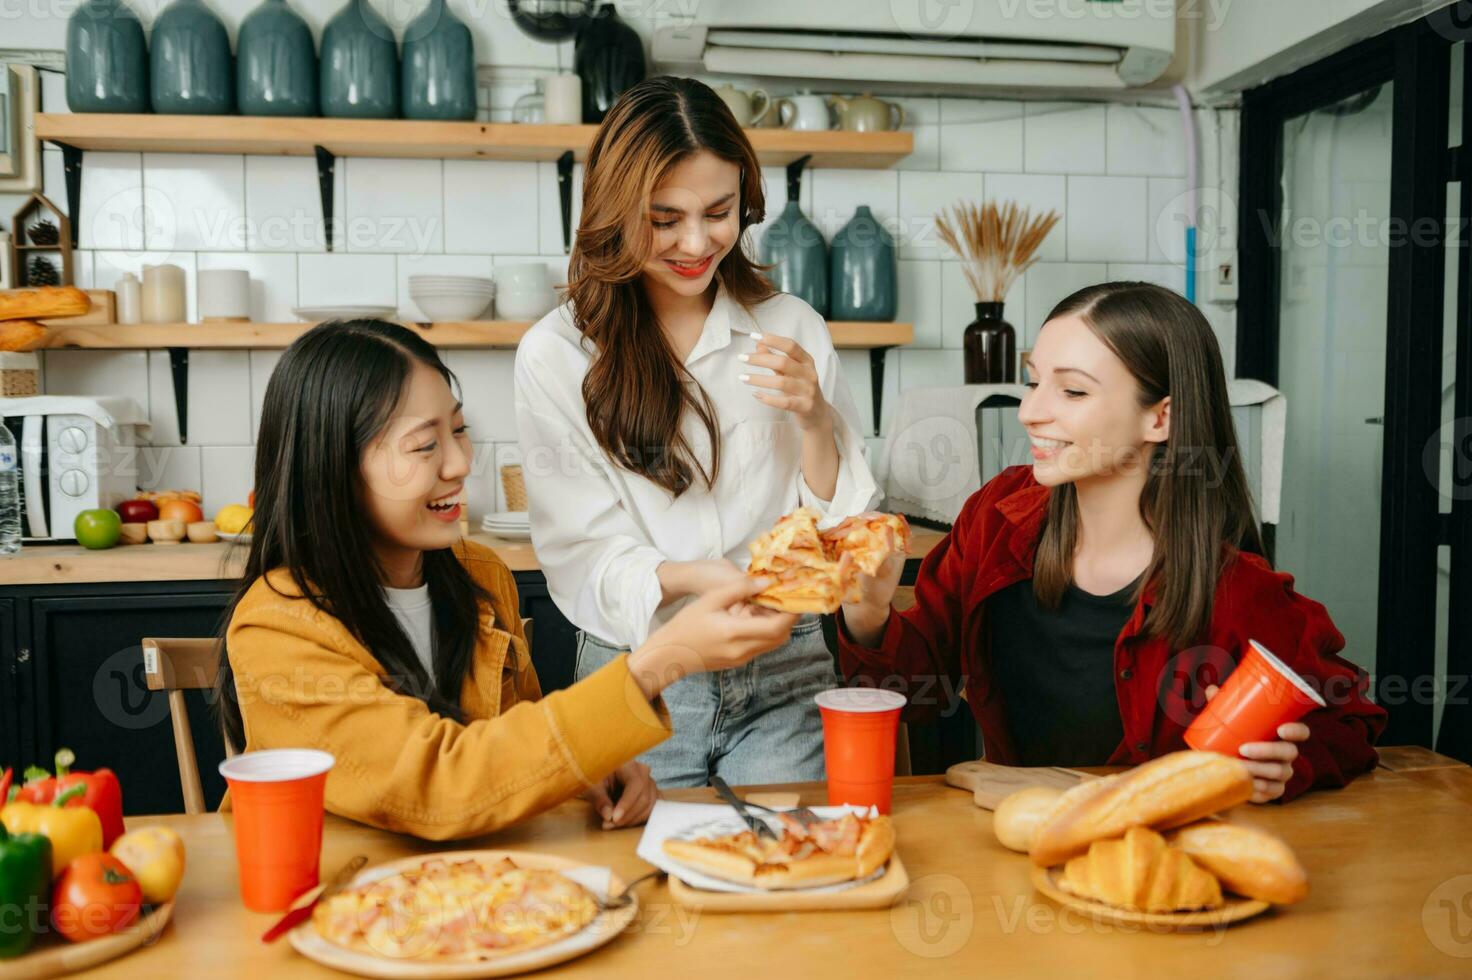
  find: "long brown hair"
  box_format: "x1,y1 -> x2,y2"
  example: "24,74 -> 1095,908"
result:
568,75 -> 775,496
1032,282 -> 1264,649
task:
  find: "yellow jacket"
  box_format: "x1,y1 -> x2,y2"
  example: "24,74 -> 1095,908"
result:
225,540 -> 671,840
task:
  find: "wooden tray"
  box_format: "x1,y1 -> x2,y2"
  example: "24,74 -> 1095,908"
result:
287,849 -> 639,979
1031,867 -> 1270,929
9,901 -> 175,979
944,760 -> 1092,810
667,856 -> 909,913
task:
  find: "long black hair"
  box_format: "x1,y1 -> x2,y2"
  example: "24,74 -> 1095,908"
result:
215,319 -> 489,751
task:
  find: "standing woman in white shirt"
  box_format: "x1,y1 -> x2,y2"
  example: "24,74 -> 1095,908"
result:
514,77 -> 879,787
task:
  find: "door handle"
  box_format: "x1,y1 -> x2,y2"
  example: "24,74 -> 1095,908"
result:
1365,416 -> 1384,425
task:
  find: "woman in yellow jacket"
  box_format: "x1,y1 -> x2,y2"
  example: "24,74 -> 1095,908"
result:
214,319 -> 797,840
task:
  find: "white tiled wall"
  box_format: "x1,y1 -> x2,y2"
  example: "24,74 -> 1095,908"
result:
16,64 -> 1235,524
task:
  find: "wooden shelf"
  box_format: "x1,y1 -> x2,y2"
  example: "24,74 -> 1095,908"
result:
41,320 -> 912,351
34,114 -> 913,169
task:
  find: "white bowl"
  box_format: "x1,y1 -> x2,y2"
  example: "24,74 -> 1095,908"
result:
411,293 -> 493,321
410,275 -> 494,288
410,284 -> 495,295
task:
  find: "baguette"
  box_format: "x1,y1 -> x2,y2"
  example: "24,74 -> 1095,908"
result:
0,286 -> 89,322
0,320 -> 48,352
1169,819 -> 1308,905
1030,751 -> 1254,867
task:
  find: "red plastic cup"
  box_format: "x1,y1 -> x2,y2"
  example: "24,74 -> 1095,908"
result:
816,688 -> 907,814
218,749 -> 335,912
1184,639 -> 1326,757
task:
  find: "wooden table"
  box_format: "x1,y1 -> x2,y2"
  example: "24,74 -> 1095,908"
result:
72,753 -> 1472,979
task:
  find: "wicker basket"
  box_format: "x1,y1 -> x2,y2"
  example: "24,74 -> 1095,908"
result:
500,464 -> 527,513
0,353 -> 41,397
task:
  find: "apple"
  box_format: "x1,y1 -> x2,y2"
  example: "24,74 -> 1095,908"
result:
74,509 -> 122,550
116,498 -> 159,524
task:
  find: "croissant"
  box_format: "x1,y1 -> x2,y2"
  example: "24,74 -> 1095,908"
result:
1060,826 -> 1224,913
0,286 -> 89,322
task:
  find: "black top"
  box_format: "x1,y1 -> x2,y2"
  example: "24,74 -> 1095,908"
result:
987,577 -> 1138,767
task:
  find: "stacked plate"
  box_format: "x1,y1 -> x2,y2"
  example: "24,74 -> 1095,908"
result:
482,511 -> 531,540
409,275 -> 495,321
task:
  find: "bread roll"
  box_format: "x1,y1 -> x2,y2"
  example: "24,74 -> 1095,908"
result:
1060,826 -> 1224,913
1030,751 -> 1254,867
1169,819 -> 1308,905
0,286 -> 89,322
992,786 -> 1063,852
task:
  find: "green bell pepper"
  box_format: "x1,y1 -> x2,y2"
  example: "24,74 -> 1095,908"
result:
0,821 -> 51,958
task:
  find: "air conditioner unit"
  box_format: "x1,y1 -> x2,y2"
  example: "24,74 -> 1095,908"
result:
652,0 -> 1176,92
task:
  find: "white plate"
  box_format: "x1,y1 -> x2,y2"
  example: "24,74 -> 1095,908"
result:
218,531 -> 252,544
481,526 -> 532,540
288,851 -> 638,979
293,306 -> 398,322
636,801 -> 883,895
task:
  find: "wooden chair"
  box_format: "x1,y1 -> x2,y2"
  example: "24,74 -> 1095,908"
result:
141,637 -> 232,815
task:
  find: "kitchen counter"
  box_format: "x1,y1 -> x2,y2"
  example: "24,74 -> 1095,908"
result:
0,528 -> 946,586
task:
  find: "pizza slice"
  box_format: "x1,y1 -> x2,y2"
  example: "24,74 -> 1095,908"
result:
747,508 -> 911,613
662,812 -> 895,890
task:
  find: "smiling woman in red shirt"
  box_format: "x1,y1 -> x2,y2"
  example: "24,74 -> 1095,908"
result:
839,281 -> 1386,803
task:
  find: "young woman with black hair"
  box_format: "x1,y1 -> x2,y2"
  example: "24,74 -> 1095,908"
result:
215,319 -> 797,840
838,282 -> 1386,803
515,76 -> 879,788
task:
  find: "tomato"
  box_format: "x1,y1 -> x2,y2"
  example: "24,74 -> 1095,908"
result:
116,499 -> 159,524
51,853 -> 143,943
157,499 -> 204,524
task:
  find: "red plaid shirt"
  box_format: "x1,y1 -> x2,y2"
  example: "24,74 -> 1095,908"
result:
838,466 -> 1386,801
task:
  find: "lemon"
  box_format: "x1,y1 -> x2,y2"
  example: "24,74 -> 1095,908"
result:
215,504 -> 253,535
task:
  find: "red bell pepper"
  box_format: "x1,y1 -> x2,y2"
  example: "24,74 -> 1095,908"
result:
0,768 -> 12,804
15,750 -> 125,848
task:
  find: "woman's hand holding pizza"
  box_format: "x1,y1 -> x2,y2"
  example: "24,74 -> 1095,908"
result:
629,577 -> 798,702
739,333 -> 832,433
839,548 -> 906,649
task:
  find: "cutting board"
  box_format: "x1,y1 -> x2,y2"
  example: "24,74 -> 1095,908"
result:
944,760 -> 1093,810
39,289 -> 116,326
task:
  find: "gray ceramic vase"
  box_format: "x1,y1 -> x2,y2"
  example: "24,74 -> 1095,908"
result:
321,0 -> 400,119
238,0 -> 318,116
65,0 -> 150,113
830,205 -> 897,321
150,0 -> 234,114
402,0 -> 477,121
760,200 -> 829,316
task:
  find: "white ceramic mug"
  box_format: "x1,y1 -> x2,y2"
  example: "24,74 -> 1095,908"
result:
777,94 -> 834,132
544,73 -> 582,125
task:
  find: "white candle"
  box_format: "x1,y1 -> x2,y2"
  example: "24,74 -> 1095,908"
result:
141,264 -> 186,324
544,73 -> 582,125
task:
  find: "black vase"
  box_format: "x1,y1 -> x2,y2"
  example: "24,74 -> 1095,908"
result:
963,302 -> 1015,384
573,4 -> 644,123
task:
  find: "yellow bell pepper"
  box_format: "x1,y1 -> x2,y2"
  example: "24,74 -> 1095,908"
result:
0,784 -> 103,878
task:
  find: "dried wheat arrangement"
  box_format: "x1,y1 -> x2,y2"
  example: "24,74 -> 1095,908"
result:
934,200 -> 1060,303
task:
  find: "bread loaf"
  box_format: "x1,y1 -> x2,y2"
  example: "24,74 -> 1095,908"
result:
1169,819 -> 1308,905
0,286 -> 89,322
0,320 -> 48,352
992,786 -> 1064,852
1060,826 -> 1223,913
1030,751 -> 1254,867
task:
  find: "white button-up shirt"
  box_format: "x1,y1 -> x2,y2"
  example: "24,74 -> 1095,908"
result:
513,287 -> 879,650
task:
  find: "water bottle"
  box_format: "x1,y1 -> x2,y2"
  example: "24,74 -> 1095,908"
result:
0,420 -> 20,555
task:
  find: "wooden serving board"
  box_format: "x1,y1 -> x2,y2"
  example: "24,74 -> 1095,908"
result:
1031,866 -> 1270,930
667,856 -> 909,913
39,289 -> 116,327
944,760 -> 1092,810
9,901 -> 174,979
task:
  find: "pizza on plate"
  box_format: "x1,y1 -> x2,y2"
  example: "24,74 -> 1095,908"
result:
662,812 -> 896,889
311,856 -> 599,962
747,508 -> 911,614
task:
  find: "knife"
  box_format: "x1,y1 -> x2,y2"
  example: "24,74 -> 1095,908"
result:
260,854 -> 368,943
711,776 -> 779,841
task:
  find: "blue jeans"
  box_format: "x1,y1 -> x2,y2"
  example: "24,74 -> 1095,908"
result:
574,616 -> 839,788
